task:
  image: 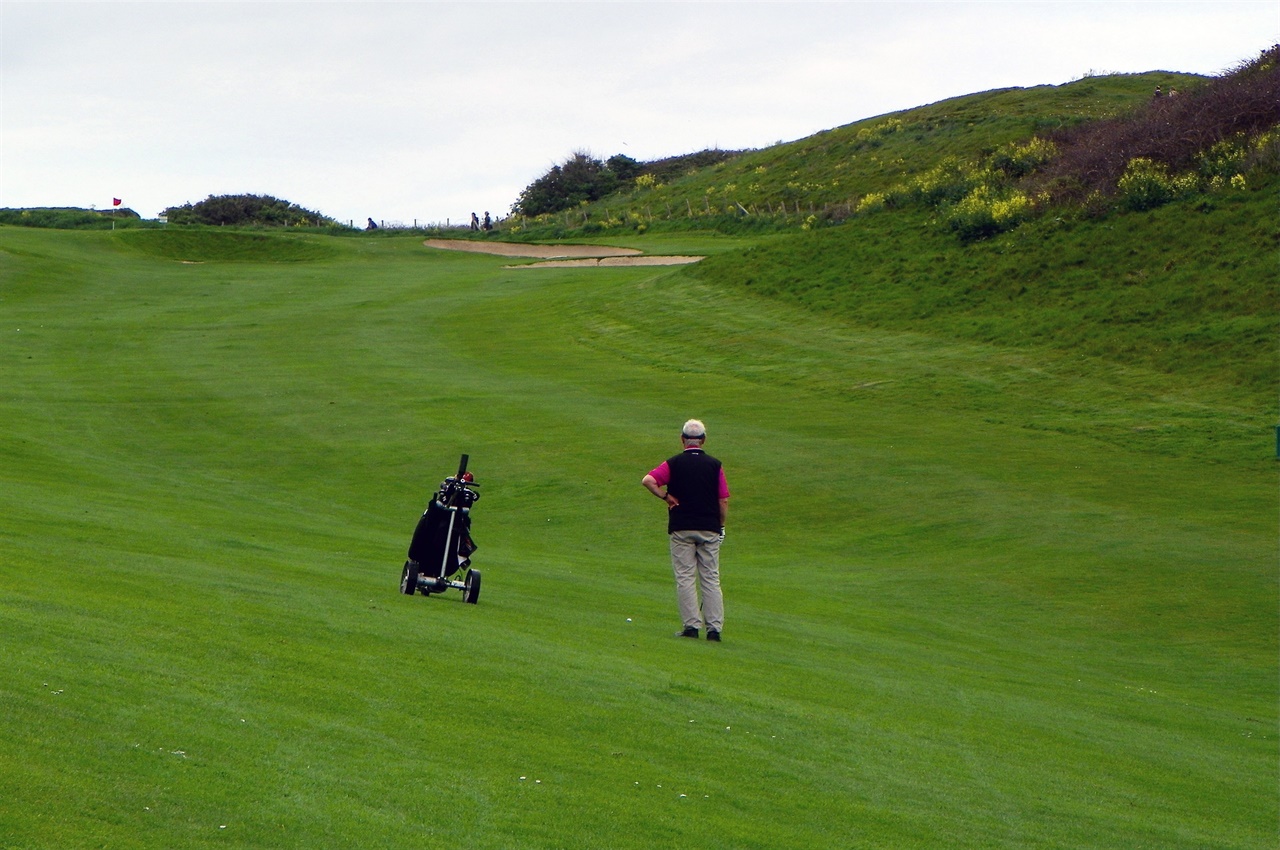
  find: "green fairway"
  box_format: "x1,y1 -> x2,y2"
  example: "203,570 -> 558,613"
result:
0,227 -> 1274,849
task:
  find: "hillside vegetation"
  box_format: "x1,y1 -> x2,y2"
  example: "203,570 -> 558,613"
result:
507,46 -> 1277,239
505,70 -> 1205,236
0,206 -> 145,229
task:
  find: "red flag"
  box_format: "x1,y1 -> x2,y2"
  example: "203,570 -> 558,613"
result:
112,198 -> 121,207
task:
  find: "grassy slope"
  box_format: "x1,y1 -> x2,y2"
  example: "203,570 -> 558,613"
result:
0,227 -> 1274,849
696,71 -> 1204,196
690,172 -> 1278,408
513,71 -> 1205,234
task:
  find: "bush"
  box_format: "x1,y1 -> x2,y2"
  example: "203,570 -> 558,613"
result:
163,194 -> 333,227
1197,134 -> 1250,180
634,148 -> 744,185
606,153 -> 643,182
898,158 -> 992,206
1251,129 -> 1280,171
856,192 -> 887,214
512,151 -> 619,216
991,137 -> 1057,178
945,186 -> 1033,240
0,207 -> 145,229
1116,158 -> 1198,211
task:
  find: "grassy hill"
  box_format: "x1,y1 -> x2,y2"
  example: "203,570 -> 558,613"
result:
503,70 -> 1205,236
0,59 -> 1275,849
692,172 -> 1276,404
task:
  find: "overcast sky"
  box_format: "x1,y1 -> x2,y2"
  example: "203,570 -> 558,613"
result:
2,1 -> 1275,227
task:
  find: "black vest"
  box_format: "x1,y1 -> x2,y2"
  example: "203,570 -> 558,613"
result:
666,449 -> 722,533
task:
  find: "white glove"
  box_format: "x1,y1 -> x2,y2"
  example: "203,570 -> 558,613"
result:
719,527 -> 726,542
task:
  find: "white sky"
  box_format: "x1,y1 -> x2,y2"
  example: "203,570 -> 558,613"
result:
1,1 -> 1275,226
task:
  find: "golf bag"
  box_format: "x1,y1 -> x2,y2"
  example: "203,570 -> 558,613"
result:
399,454 -> 482,603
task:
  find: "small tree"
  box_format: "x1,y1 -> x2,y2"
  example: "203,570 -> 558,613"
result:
512,152 -> 619,216
606,153 -> 643,182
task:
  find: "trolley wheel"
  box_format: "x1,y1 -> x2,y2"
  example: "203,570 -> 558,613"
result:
463,569 -> 481,604
400,560 -> 419,596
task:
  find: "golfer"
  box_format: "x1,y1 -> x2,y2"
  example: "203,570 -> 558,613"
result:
642,419 -> 730,641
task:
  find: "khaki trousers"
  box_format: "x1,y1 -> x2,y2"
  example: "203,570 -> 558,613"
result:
669,529 -> 724,632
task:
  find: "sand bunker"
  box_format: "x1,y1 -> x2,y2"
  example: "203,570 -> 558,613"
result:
424,238 -> 702,267
424,239 -> 640,259
506,256 -> 703,268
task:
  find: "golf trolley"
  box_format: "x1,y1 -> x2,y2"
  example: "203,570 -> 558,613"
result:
399,454 -> 482,603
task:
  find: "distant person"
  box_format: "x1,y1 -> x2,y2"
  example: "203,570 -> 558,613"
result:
366,218 -> 379,230
1153,85 -> 1163,98
483,211 -> 492,230
471,212 -> 480,231
641,419 -> 730,641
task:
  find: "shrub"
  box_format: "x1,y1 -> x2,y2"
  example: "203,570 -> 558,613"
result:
856,192 -> 887,214
1197,134 -> 1250,180
163,194 -> 333,227
1249,129 -> 1280,172
901,158 -> 991,205
0,207 -> 142,229
512,151 -> 620,217
631,148 -> 744,186
991,137 -> 1057,178
1116,158 -> 1198,211
854,118 -> 904,144
606,153 -> 643,182
945,186 -> 1033,240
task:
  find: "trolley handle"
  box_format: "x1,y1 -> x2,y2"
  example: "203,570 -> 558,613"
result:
435,454 -> 474,509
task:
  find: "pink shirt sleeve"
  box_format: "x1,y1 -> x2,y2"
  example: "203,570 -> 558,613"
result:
718,469 -> 730,500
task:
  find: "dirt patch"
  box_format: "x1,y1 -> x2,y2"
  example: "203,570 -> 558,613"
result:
424,239 -> 641,259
